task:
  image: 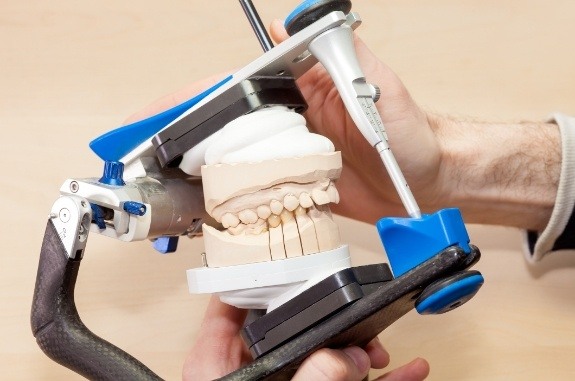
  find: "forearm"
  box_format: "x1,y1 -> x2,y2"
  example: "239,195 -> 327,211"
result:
431,115 -> 561,231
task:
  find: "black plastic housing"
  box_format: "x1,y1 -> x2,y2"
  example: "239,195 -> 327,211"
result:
152,76 -> 307,168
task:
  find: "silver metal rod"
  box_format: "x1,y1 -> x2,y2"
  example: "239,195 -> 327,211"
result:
376,142 -> 421,218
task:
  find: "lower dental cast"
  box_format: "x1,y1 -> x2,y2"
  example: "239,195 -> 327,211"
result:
183,106 -> 352,311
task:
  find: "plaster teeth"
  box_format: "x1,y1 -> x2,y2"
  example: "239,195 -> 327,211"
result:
299,192 -> 314,208
228,223 -> 245,235
222,213 -> 240,228
200,152 -> 344,269
280,209 -> 294,223
238,209 -> 258,224
294,208 -> 319,255
308,206 -> 340,252
294,205 -> 306,216
326,183 -> 340,204
282,216 -> 303,257
267,214 -> 281,228
270,199 -> 284,215
202,224 -> 271,267
269,225 -> 286,260
245,218 -> 268,235
256,204 -> 272,220
283,194 -> 299,211
311,188 -> 330,205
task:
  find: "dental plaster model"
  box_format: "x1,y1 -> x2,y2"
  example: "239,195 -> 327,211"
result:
185,106 -> 352,311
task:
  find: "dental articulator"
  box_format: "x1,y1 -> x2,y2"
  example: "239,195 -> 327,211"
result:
31,1 -> 484,379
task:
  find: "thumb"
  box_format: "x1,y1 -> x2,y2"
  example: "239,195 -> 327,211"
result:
292,347 -> 371,381
270,19 -> 290,44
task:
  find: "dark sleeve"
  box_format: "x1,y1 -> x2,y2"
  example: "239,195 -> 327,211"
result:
527,208 -> 575,253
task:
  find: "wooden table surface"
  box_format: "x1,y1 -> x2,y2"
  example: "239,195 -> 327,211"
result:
2,1 -> 575,380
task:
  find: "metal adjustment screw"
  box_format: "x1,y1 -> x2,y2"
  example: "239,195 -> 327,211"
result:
201,252 -> 208,267
369,84 -> 381,102
70,181 -> 79,193
59,208 -> 71,223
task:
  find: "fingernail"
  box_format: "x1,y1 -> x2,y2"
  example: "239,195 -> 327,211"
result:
342,346 -> 370,373
370,337 -> 384,350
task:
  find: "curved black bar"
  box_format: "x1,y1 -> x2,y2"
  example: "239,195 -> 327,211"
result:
31,219 -> 162,381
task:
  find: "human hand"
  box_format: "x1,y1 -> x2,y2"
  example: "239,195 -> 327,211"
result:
182,296 -> 429,381
269,21 -> 562,230
268,21 -> 445,223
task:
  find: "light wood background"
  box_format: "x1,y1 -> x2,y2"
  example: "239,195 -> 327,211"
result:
2,1 -> 575,380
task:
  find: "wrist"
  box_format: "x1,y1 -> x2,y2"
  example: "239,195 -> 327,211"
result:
431,114 -> 560,231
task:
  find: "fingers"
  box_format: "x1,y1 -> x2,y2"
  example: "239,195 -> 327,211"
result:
182,296 -> 250,381
270,19 -> 290,44
197,295 -> 247,339
373,358 -> 430,381
364,337 -> 390,369
292,346 -> 370,381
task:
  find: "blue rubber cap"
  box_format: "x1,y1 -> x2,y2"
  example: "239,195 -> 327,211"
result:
89,75 -> 232,162
285,0 -> 323,27
284,0 -> 351,36
416,272 -> 484,315
376,208 -> 471,277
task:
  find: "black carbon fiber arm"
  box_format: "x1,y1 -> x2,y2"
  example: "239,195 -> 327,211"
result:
31,219 -> 163,381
